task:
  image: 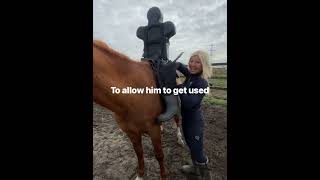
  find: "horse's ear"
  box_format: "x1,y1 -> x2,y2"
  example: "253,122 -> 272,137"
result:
93,40 -> 110,49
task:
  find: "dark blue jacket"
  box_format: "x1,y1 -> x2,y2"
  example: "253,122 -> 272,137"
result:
176,62 -> 209,163
176,62 -> 208,113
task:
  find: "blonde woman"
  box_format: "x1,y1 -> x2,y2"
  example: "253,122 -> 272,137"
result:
176,50 -> 211,179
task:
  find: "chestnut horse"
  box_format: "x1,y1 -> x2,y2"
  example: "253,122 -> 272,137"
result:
93,40 -> 184,179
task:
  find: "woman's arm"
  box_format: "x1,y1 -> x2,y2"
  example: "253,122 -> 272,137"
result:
179,80 -> 208,110
180,93 -> 205,110
176,62 -> 191,78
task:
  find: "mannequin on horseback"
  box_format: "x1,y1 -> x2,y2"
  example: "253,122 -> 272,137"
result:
136,6 -> 180,123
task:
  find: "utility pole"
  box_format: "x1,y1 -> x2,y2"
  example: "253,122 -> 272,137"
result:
209,43 -> 215,57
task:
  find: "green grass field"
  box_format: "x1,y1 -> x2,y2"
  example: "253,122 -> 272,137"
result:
205,67 -> 227,106
212,68 -> 227,78
208,78 -> 227,89
203,95 -> 227,107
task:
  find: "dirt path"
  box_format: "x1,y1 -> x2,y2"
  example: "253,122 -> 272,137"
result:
93,103 -> 227,180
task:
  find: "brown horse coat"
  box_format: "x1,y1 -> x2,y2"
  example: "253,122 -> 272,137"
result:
93,40 -> 167,179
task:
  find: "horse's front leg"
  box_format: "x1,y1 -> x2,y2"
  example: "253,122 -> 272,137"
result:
149,125 -> 167,179
127,131 -> 144,180
174,115 -> 184,146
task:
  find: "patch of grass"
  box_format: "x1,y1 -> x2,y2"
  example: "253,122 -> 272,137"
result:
203,95 -> 227,107
208,78 -> 227,88
212,68 -> 227,78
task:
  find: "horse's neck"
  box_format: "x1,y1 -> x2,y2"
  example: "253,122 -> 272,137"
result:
94,45 -> 134,79
93,42 -> 159,115
105,55 -> 132,78
93,44 -> 154,94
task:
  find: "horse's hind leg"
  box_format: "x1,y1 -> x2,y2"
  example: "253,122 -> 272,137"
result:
127,130 -> 145,179
149,125 -> 167,179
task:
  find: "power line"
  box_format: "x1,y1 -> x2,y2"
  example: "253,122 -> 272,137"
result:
199,43 -> 215,57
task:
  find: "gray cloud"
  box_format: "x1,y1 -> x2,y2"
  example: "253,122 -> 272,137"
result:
94,0 -> 227,64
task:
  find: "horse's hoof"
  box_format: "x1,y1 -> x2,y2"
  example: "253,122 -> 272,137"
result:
160,175 -> 167,180
135,176 -> 143,180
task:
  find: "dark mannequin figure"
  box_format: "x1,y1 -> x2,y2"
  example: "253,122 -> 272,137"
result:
137,7 -> 179,123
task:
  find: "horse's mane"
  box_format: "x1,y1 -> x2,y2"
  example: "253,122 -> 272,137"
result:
93,40 -> 138,64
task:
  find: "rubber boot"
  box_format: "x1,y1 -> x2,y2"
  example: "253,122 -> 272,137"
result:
156,60 -> 180,123
181,157 -> 211,180
197,164 -> 211,180
181,164 -> 200,176
156,94 -> 179,123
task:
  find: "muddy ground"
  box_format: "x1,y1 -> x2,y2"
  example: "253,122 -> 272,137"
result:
93,103 -> 227,180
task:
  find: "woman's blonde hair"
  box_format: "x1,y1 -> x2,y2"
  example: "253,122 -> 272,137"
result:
190,50 -> 212,81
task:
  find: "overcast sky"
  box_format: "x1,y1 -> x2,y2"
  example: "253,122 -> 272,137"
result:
93,0 -> 227,64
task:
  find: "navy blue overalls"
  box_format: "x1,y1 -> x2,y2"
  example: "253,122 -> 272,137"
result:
176,62 -> 208,163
